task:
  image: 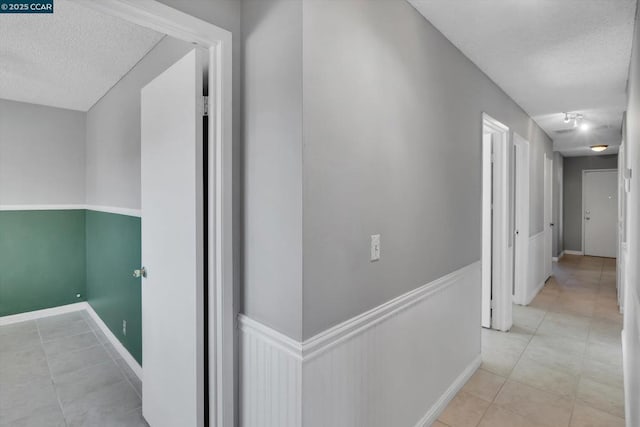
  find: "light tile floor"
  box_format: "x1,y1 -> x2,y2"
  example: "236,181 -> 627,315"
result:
437,255 -> 625,427
0,310 -> 147,427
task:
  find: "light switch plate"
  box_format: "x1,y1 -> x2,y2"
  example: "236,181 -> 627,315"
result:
370,234 -> 381,262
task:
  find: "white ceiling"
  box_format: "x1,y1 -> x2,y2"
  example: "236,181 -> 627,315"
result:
0,0 -> 164,111
408,0 -> 636,157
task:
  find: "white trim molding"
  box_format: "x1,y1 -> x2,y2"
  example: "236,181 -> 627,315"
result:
0,302 -> 142,379
0,204 -> 87,211
414,355 -> 482,427
0,302 -> 87,326
0,204 -> 142,217
239,261 -> 482,427
552,250 -> 565,262
564,250 -> 584,256
83,303 -> 143,380
85,205 -> 142,217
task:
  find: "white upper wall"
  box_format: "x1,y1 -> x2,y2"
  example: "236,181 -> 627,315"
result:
85,37 -> 193,210
0,99 -> 85,205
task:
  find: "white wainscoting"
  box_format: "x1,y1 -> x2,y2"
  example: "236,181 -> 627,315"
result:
239,261 -> 482,427
623,285 -> 640,425
239,316 -> 303,427
524,231 -> 546,305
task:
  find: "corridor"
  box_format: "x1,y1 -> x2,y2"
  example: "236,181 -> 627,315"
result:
436,255 -> 624,427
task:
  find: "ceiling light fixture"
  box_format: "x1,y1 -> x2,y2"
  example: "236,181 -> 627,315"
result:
562,112 -> 584,129
590,145 -> 608,152
580,122 -> 590,131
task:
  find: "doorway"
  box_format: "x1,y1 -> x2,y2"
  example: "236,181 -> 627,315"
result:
512,134 -> 530,305
544,154 -> 553,280
481,113 -> 513,331
583,169 -> 618,258
77,1 -> 234,425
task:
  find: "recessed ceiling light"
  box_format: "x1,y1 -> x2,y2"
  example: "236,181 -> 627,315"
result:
590,145 -> 608,152
580,122 -> 590,131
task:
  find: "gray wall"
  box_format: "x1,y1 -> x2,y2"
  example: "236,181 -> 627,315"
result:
0,99 -> 86,205
242,0 -> 304,339
301,0 -> 553,338
86,37 -> 193,210
562,155 -> 618,252
553,152 -> 564,257
243,0 -> 553,340
623,6 -> 640,424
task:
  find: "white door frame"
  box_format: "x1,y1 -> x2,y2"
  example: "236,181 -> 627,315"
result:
582,168 -> 618,257
482,113 -> 512,331
544,154 -> 553,280
618,144 -> 627,310
73,1 -> 234,425
512,133 -> 530,305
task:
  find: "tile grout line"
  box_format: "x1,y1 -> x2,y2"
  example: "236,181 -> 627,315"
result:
476,283 -> 555,425
35,319 -> 70,427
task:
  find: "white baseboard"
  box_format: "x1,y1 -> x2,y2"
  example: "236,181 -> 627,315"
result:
84,303 -> 143,380
240,261 -> 482,427
564,250 -> 584,256
525,280 -> 546,306
414,354 -> 481,427
552,250 -> 565,262
0,301 -> 142,381
0,302 -> 86,326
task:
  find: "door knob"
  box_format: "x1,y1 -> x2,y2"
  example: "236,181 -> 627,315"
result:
585,217 -> 590,220
133,267 -> 147,278
550,223 -> 555,227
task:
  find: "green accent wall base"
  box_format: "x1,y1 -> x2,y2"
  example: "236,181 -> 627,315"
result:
0,209 -> 142,365
86,210 -> 142,364
0,210 -> 86,316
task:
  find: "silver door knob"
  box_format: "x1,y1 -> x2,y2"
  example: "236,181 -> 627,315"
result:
133,267 -> 147,278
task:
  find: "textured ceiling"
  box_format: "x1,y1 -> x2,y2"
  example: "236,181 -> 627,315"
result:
0,0 -> 164,111
408,0 -> 636,157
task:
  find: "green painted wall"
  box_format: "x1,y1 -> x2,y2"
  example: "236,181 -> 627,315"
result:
85,210 -> 142,364
0,210 -> 86,316
0,209 -> 142,364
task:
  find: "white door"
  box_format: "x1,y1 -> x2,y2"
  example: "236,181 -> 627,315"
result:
584,170 -> 618,258
481,132 -> 492,328
544,155 -> 553,279
141,48 -> 206,427
512,135 -> 530,305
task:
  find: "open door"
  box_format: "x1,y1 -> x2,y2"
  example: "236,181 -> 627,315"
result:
481,114 -> 512,331
512,134 -> 530,305
140,48 -> 206,427
544,154 -> 553,280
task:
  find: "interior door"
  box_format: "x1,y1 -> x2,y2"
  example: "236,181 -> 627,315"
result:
544,155 -> 553,279
481,132 -> 492,328
141,48 -> 205,427
584,170 -> 618,258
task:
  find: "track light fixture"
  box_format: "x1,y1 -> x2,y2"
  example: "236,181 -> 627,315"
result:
562,112 -> 584,129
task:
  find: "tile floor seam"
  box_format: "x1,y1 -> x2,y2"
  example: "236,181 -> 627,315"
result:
38,321 -> 94,345
35,317 -> 69,427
